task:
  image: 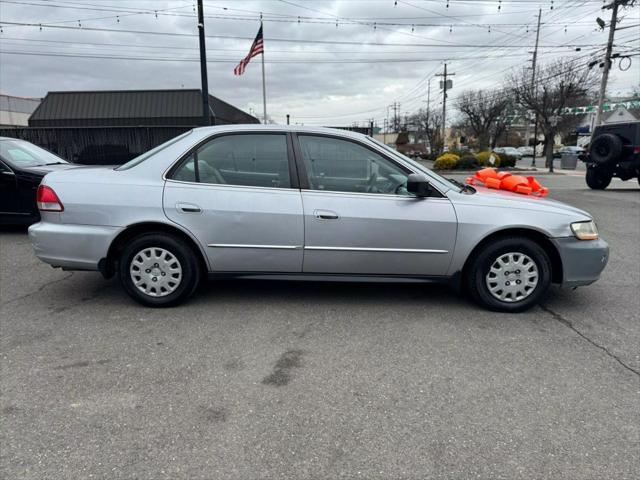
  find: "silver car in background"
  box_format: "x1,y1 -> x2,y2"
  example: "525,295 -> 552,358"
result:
29,126 -> 608,312
494,147 -> 524,160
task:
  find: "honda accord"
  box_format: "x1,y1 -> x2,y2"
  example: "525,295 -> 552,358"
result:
28,126 -> 608,312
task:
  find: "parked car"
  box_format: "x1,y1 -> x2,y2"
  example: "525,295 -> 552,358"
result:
29,126 -> 608,312
517,146 -> 534,157
554,146 -> 586,159
0,137 -> 74,225
494,147 -> 523,160
582,121 -> 640,189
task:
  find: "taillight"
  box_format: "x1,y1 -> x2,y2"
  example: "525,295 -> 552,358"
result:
37,185 -> 64,212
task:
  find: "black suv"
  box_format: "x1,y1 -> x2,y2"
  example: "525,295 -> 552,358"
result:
583,121 -> 640,189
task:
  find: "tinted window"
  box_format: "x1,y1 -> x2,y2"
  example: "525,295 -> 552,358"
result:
171,134 -> 291,189
298,135 -> 409,195
117,131 -> 192,171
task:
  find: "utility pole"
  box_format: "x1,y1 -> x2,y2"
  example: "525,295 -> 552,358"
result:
595,0 -> 622,126
388,102 -> 400,132
529,8 -> 542,167
426,78 -> 431,151
197,0 -> 211,126
436,63 -> 455,153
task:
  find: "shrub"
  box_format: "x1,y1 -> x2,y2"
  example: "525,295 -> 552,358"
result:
436,153 -> 460,162
500,154 -> 517,168
433,153 -> 459,170
420,152 -> 438,161
446,149 -> 466,158
475,151 -> 501,167
456,155 -> 478,170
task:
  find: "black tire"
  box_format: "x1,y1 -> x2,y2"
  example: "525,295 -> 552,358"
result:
119,232 -> 201,307
585,166 -> 612,190
590,133 -> 623,165
465,237 -> 552,313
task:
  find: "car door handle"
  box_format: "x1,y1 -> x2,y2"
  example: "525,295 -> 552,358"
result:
314,209 -> 339,220
176,202 -> 202,213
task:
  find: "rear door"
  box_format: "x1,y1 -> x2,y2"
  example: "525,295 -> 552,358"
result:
294,134 -> 457,276
163,132 -> 304,272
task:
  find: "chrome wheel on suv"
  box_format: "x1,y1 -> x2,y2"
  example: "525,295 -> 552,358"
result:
485,252 -> 539,303
129,247 -> 183,298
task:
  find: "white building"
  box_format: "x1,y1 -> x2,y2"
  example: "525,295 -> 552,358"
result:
0,94 -> 41,127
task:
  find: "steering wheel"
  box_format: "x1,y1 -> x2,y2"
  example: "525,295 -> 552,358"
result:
393,179 -> 408,195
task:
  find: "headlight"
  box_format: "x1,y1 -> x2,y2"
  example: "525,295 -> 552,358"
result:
571,220 -> 599,240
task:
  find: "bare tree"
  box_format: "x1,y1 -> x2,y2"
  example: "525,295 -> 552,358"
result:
489,113 -> 511,150
456,89 -> 511,150
408,108 -> 443,154
510,59 -> 597,169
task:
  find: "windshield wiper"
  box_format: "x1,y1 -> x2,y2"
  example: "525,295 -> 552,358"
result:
448,177 -> 476,194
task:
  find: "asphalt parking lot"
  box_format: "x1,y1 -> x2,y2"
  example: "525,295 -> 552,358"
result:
1,173 -> 638,480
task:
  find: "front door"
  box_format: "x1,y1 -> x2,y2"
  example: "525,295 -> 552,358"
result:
0,161 -> 21,219
164,132 -> 304,272
294,134 -> 457,276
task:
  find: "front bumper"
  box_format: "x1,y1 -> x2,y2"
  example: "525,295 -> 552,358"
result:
552,237 -> 609,287
28,221 -> 122,271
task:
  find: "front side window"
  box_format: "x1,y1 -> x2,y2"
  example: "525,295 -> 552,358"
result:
171,134 -> 291,188
298,135 -> 410,195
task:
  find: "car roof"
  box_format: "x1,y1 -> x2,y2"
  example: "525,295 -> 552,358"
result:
191,124 -> 371,141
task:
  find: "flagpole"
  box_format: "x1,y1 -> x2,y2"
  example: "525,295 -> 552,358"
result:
260,20 -> 267,124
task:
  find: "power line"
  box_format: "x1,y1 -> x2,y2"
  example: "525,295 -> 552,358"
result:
0,22 -> 602,48
0,49 -> 553,63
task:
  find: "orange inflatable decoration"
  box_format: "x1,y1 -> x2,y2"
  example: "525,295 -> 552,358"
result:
466,168 -> 549,197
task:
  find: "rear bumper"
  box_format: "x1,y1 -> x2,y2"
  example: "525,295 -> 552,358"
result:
28,221 -> 122,271
552,237 -> 609,287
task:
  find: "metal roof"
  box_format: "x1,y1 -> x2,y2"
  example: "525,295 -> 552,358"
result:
29,89 -> 259,127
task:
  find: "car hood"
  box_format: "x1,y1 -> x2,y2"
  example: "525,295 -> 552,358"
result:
453,185 -> 592,219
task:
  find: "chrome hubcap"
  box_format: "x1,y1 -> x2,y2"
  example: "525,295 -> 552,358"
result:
485,252 -> 539,303
129,247 -> 182,297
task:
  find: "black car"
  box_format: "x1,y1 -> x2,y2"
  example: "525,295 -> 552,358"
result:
583,122 -> 640,190
0,137 -> 75,224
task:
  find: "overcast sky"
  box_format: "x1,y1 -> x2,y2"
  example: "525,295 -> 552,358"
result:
0,0 -> 638,126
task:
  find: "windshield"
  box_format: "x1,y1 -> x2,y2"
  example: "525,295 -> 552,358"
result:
366,137 -> 461,192
0,139 -> 67,168
116,131 -> 192,170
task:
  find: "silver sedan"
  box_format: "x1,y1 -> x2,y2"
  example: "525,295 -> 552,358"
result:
28,125 -> 609,312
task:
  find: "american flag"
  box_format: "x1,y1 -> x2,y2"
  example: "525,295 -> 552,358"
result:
233,25 -> 264,76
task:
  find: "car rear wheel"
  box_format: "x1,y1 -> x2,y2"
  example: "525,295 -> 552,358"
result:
465,237 -> 552,313
119,233 -> 200,307
586,166 -> 612,190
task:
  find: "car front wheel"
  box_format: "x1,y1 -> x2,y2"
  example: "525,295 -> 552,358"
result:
585,166 -> 612,190
466,237 -> 552,312
119,233 -> 201,307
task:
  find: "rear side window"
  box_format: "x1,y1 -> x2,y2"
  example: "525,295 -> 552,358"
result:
117,131 -> 191,170
170,134 -> 291,189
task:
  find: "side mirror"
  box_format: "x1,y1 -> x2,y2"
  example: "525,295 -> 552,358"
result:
406,173 -> 432,197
